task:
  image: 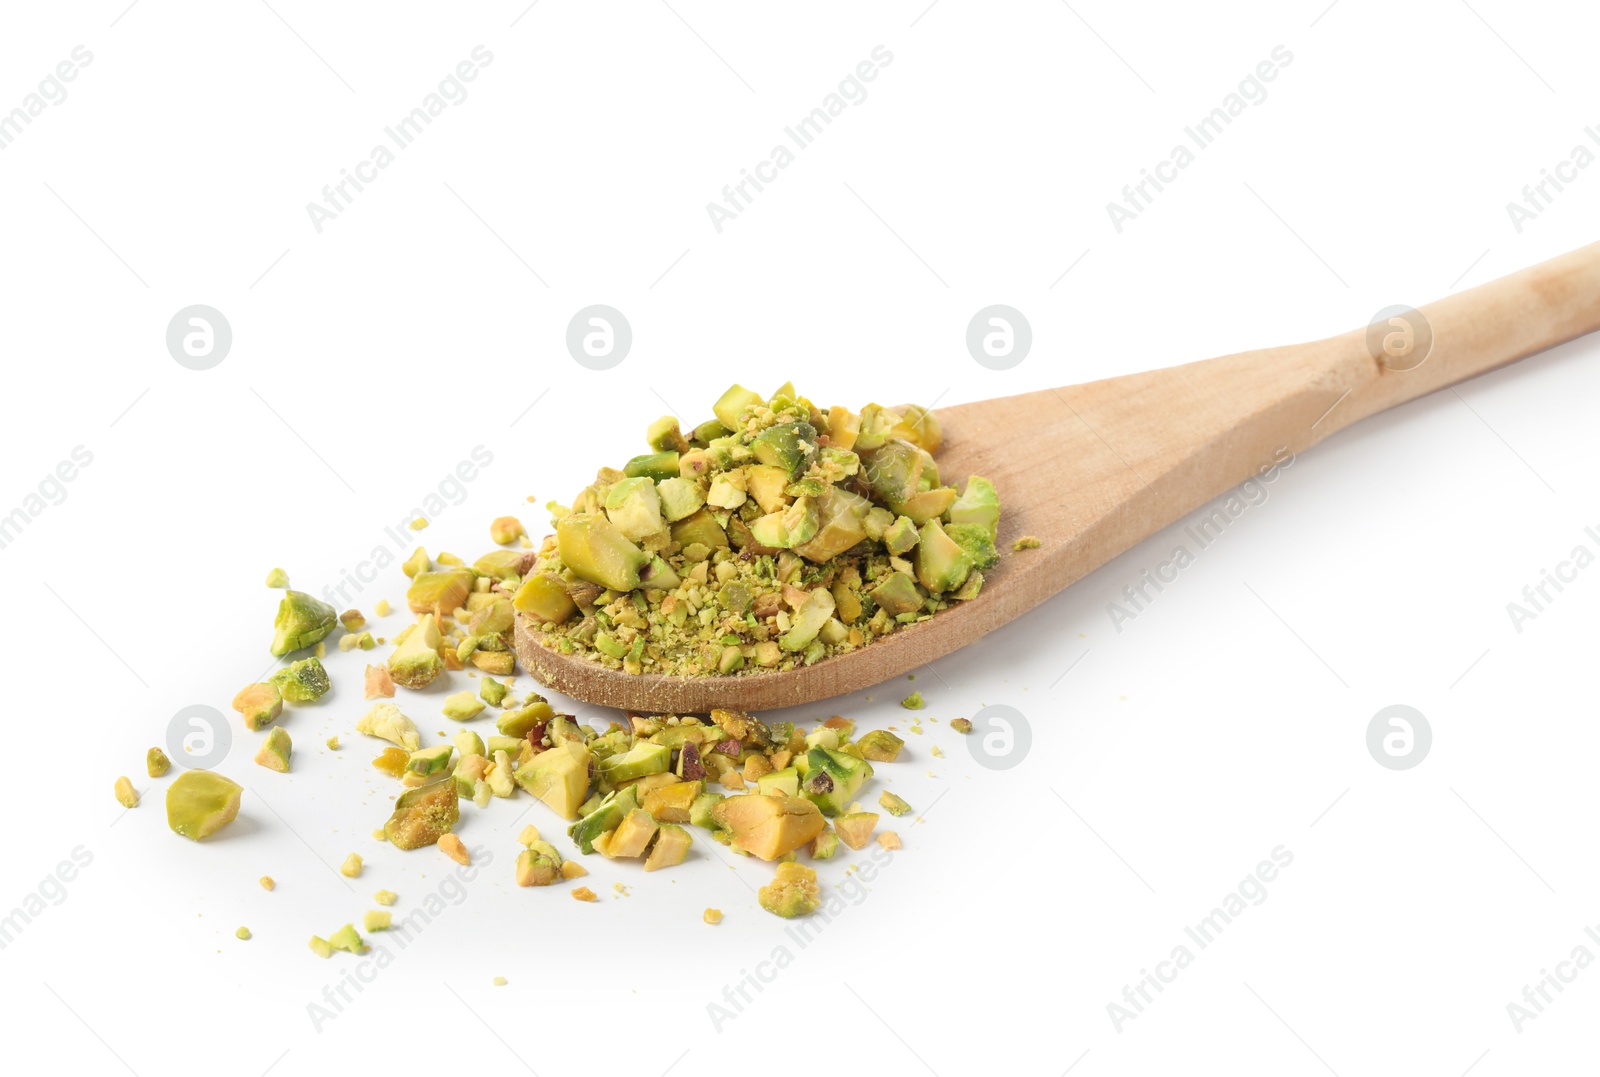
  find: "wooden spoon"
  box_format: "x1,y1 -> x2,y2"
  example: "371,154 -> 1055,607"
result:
516,241 -> 1600,713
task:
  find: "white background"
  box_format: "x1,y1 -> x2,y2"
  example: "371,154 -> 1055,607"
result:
2,1 -> 1598,1074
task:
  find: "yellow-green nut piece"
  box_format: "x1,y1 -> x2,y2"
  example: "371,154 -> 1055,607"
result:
512,574 -> 577,625
232,682 -> 283,731
146,747 -> 171,778
327,924 -> 362,953
441,691 -> 484,722
374,889 -> 397,906
758,862 -> 821,919
356,702 -> 421,751
810,828 -> 840,860
340,853 -> 362,877
478,676 -> 508,708
384,777 -> 459,850
363,910 -> 392,932
879,790 -> 912,816
308,935 -> 333,959
339,609 -> 366,632
114,776 -> 139,809
490,515 -> 526,545
950,718 -> 973,734
270,590 -> 338,657
406,567 -> 476,619
254,727 -> 292,773
444,688 -> 480,723
235,926 -> 252,940
856,729 -> 905,762
165,770 -> 244,841
269,657 -> 331,704
900,691 -> 924,710
402,546 -> 430,579
557,513 -> 648,592
387,615 -> 444,690
265,567 -> 289,588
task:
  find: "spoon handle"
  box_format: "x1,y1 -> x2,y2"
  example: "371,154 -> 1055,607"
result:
1318,239 -> 1600,437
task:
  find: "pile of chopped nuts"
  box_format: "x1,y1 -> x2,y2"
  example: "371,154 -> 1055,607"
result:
519,382 -> 1002,676
117,383 -> 992,951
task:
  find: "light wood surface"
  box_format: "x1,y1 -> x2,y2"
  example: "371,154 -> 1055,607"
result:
515,241 -> 1600,713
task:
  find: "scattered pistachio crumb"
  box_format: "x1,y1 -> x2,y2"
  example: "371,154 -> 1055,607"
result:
146,748 -> 171,778
879,791 -> 913,816
265,567 -> 289,588
326,736 -> 340,750
409,517 -> 428,530
571,887 -> 598,902
490,516 -> 525,545
308,935 -> 333,959
374,599 -> 392,617
1013,535 -> 1041,551
259,876 -> 275,891
931,744 -> 944,758
236,926 -> 252,940
363,910 -> 392,932
114,776 -> 138,809
340,853 -> 363,878
493,976 -> 508,986
372,829 -> 388,842
878,831 -> 902,850
704,908 -> 723,925
374,889 -> 397,906
517,825 -> 540,846
560,860 -> 588,880
613,882 -> 629,896
438,834 -> 471,866
909,724 -> 924,735
950,718 -> 973,734
314,640 -> 326,659
901,692 -> 924,710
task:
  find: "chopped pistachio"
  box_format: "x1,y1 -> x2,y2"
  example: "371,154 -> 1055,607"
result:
328,924 -> 363,953
308,935 -> 334,959
704,908 -> 724,925
356,702 -> 421,751
232,682 -> 283,731
340,853 -> 363,878
900,691 -> 924,710
255,727 -> 292,773
571,886 -> 599,902
146,747 -> 171,778
409,517 -> 428,531
260,876 -> 275,890
166,770 -> 243,840
493,976 -> 508,986
374,599 -> 393,617
363,664 -> 396,700
326,736 -> 340,750
950,717 -> 973,734
265,567 -> 289,588
442,691 -> 485,722
857,729 -> 905,762
479,676 -> 509,707
363,910 -> 392,932
270,658 -> 330,704
879,790 -> 912,816
759,862 -> 821,919
114,776 -> 139,809
438,834 -> 471,865
490,515 -> 526,545
1013,535 -> 1041,551
236,927 -> 252,941
384,779 -> 458,849
560,859 -> 588,880
878,831 -> 902,850
270,591 -> 338,657
374,889 -> 397,906
518,825 -> 540,846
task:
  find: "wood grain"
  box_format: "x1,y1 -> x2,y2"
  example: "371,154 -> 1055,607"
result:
514,241 -> 1600,713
